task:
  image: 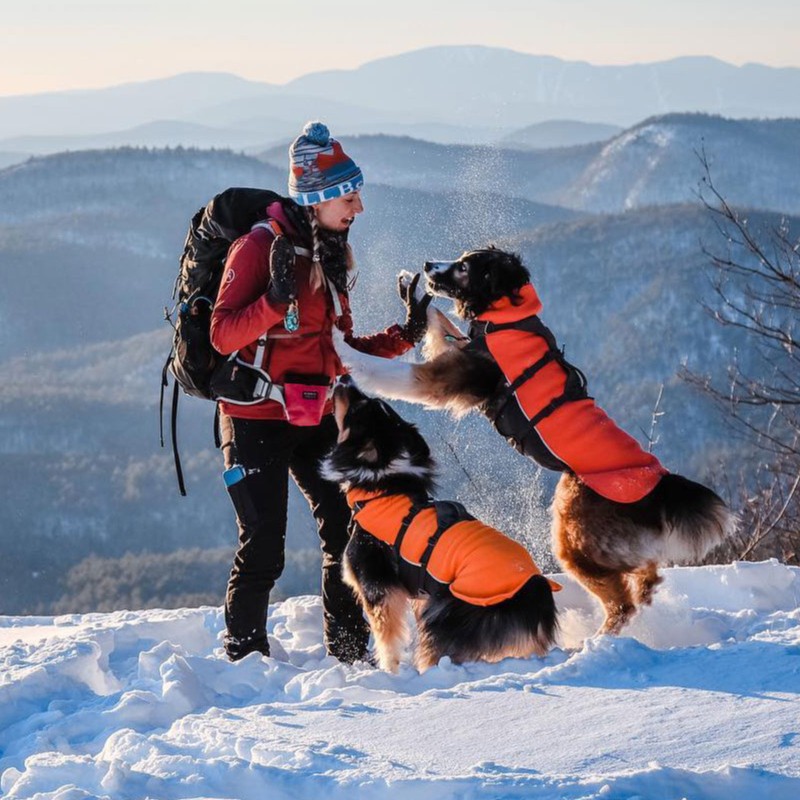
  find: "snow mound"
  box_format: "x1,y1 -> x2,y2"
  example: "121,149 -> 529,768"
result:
1,561 -> 799,799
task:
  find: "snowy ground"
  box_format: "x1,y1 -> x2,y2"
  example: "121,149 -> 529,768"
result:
1,560 -> 799,800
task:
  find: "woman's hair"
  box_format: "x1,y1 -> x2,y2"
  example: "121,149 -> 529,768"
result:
305,206 -> 355,293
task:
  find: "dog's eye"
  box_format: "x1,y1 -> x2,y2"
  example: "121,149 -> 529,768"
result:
457,263 -> 469,273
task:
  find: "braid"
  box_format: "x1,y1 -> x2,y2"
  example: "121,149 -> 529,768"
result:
305,207 -> 325,291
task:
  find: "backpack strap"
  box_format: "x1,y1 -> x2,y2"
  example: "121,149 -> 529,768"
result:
249,218 -> 319,364
250,219 -> 313,259
326,277 -> 343,319
171,379 -> 187,497
213,402 -> 221,449
160,347 -> 189,496
253,335 -> 267,371
213,354 -> 288,409
159,349 -> 172,449
251,219 -> 341,317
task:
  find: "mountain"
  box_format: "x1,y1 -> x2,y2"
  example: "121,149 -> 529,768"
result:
286,48 -> 800,126
0,148 -> 285,354
1,561 -> 799,798
0,72 -> 276,140
257,134 -> 604,208
176,95 -> 500,146
257,116 -> 800,215
0,120 -> 281,156
0,147 -> 580,356
0,152 -> 28,170
563,114 -> 800,213
500,120 -> 623,149
3,48 -> 800,146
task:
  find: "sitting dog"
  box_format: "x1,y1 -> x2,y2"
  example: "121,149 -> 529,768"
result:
321,376 -> 559,672
336,249 -> 736,636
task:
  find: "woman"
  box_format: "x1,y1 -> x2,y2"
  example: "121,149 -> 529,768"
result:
210,121 -> 430,663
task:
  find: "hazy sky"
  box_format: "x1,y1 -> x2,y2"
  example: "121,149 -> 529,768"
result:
3,0 -> 799,96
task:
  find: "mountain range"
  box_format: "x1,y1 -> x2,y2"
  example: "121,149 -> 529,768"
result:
255,114 -> 800,214
3,46 -> 800,153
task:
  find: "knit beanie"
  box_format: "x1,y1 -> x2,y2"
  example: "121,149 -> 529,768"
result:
288,121 -> 364,206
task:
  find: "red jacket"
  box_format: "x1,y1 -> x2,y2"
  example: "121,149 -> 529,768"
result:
210,201 -> 413,419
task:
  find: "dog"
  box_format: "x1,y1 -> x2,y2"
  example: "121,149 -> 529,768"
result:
336,248 -> 736,636
321,376 -> 559,672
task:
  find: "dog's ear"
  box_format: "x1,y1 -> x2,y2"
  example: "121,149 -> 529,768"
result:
499,250 -> 529,288
480,248 -> 529,297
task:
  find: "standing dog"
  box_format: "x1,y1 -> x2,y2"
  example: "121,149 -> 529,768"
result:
336,249 -> 736,635
322,377 -> 559,672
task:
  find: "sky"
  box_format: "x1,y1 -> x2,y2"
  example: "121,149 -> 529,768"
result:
3,0 -> 800,96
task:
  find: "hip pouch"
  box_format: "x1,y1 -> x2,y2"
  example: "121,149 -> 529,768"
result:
283,372 -> 331,427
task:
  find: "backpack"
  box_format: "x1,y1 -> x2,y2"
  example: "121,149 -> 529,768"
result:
160,187 -> 283,494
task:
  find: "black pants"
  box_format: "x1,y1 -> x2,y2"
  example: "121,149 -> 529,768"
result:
220,412 -> 369,662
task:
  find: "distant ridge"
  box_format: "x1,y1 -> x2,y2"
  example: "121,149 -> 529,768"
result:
2,47 -> 800,144
500,120 -> 623,149
255,114 -> 800,214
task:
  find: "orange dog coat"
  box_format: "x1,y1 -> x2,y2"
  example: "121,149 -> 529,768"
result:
471,283 -> 667,503
347,488 -> 561,606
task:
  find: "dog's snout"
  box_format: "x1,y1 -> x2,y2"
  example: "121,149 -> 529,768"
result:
332,374 -> 355,408
333,373 -> 368,405
424,260 -> 455,275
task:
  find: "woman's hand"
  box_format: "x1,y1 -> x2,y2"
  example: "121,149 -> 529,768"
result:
268,235 -> 297,304
398,272 -> 432,343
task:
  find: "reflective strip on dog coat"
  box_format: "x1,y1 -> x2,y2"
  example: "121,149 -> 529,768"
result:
346,488 -> 561,606
473,283 -> 667,504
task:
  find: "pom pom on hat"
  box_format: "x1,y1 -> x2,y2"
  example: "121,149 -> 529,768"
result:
302,121 -> 331,147
288,120 -> 363,206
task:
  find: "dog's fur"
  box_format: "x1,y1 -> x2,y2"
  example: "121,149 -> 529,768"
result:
337,248 -> 736,636
322,378 -> 558,671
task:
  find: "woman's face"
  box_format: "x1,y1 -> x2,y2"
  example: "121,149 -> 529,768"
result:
313,191 -> 364,232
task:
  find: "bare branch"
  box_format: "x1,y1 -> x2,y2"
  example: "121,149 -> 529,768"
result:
685,151 -> 800,563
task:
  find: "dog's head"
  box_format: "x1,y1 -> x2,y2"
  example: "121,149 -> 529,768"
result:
321,375 -> 435,495
423,246 -> 530,319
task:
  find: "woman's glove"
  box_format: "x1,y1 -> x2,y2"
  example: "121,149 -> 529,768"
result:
398,272 -> 432,344
268,235 -> 296,304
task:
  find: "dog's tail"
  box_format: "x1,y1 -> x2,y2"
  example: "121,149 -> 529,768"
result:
418,574 -> 559,664
522,574 -> 559,655
654,473 -> 737,564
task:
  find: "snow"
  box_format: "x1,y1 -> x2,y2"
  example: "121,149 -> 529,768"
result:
1,561 -> 798,799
